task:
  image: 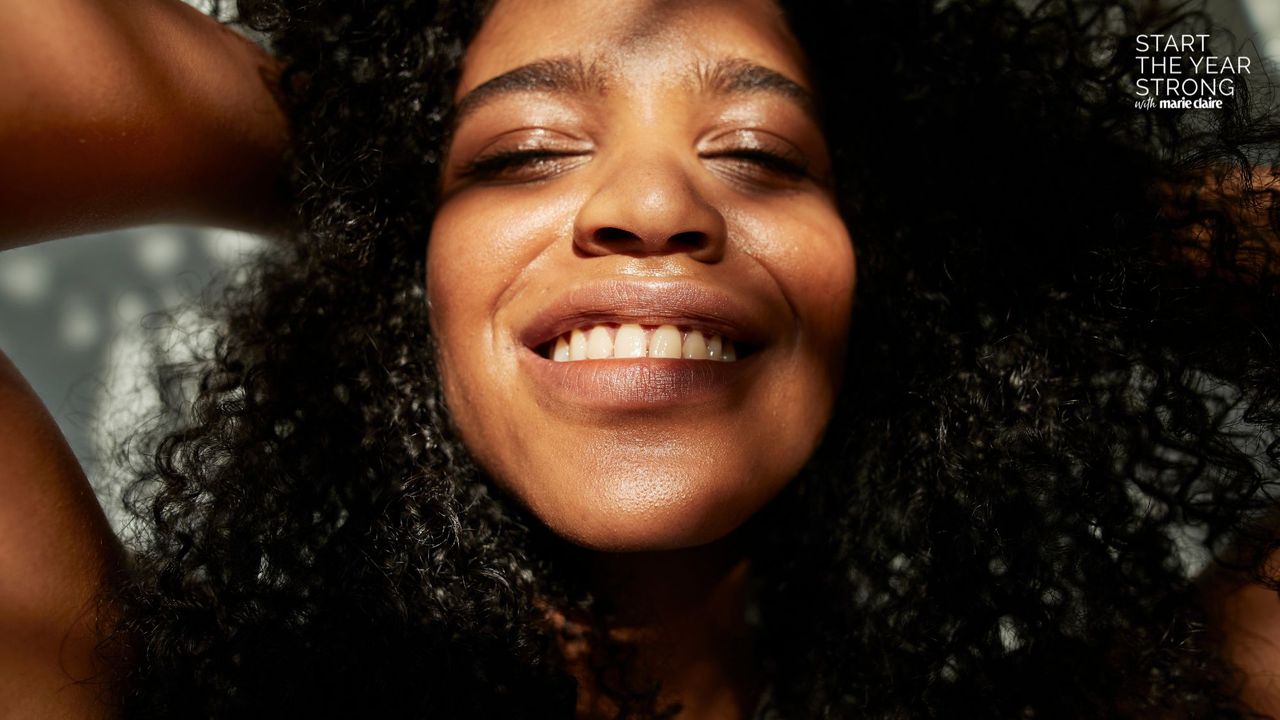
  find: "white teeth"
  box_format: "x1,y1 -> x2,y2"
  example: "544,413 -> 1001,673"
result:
542,323 -> 744,362
682,330 -> 709,360
586,326 -> 613,359
648,325 -> 683,358
569,328 -> 588,360
707,334 -> 722,361
553,336 -> 570,362
614,324 -> 648,358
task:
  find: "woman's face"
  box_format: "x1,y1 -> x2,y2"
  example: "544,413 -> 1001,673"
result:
427,0 -> 855,551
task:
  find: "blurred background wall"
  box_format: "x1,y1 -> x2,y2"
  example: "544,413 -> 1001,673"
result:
1,0 -> 1277,535
1,228 -> 263,533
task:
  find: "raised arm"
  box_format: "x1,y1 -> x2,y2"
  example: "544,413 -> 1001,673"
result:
0,0 -> 289,249
1,1 -> 288,715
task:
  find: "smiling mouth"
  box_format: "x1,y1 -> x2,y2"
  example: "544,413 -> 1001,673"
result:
517,278 -> 775,374
533,322 -> 756,362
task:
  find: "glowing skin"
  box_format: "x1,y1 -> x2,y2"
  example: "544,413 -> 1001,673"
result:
427,0 -> 856,552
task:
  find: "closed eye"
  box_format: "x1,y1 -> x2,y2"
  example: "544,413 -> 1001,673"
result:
455,148 -> 812,187
699,149 -> 814,191
456,149 -> 591,182
702,149 -> 810,180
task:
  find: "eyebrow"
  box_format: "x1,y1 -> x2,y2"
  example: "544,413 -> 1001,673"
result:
449,54 -> 818,128
691,57 -> 814,112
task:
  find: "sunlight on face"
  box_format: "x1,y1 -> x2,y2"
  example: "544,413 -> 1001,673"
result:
427,0 -> 856,551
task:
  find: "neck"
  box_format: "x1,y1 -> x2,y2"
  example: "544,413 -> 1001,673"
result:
557,531 -> 765,720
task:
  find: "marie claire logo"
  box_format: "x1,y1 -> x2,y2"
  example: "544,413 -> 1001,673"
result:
1133,33 -> 1252,110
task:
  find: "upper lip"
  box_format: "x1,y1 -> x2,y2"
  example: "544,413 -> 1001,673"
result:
516,278 -> 778,353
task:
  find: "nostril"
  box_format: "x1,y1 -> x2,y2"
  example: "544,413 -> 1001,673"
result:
583,227 -> 710,256
669,231 -> 707,248
595,227 -> 635,242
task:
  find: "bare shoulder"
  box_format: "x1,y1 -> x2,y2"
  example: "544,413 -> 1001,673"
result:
0,349 -> 127,718
1198,524 -> 1280,718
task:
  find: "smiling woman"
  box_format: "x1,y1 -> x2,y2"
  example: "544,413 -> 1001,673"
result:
4,0 -> 1280,719
429,3 -> 853,554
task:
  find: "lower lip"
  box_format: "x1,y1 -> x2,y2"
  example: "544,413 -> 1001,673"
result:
518,347 -> 761,410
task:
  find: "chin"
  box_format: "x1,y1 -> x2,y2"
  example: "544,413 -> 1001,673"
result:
516,459 -> 778,552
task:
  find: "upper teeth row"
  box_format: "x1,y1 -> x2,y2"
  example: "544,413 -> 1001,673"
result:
548,323 -> 738,362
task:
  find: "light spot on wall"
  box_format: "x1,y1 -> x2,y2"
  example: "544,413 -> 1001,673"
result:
136,229 -> 187,275
60,294 -> 101,349
0,253 -> 53,304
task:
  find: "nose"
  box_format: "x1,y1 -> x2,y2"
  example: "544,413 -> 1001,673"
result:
573,151 -> 727,262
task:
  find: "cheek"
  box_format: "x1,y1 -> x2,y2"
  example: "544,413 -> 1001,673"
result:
424,190 -> 578,461
426,188 -> 583,330
426,199 -> 492,421
731,198 -> 857,362
803,222 -> 857,387
428,191 -> 554,330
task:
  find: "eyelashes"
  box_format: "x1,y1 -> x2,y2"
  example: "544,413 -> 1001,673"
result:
455,147 -> 811,187
457,149 -> 590,181
702,148 -> 811,183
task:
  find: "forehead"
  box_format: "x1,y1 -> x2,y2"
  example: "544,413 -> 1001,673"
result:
454,0 -> 810,100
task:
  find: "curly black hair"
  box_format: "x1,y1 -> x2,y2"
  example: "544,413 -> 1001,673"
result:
94,0 -> 1280,717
